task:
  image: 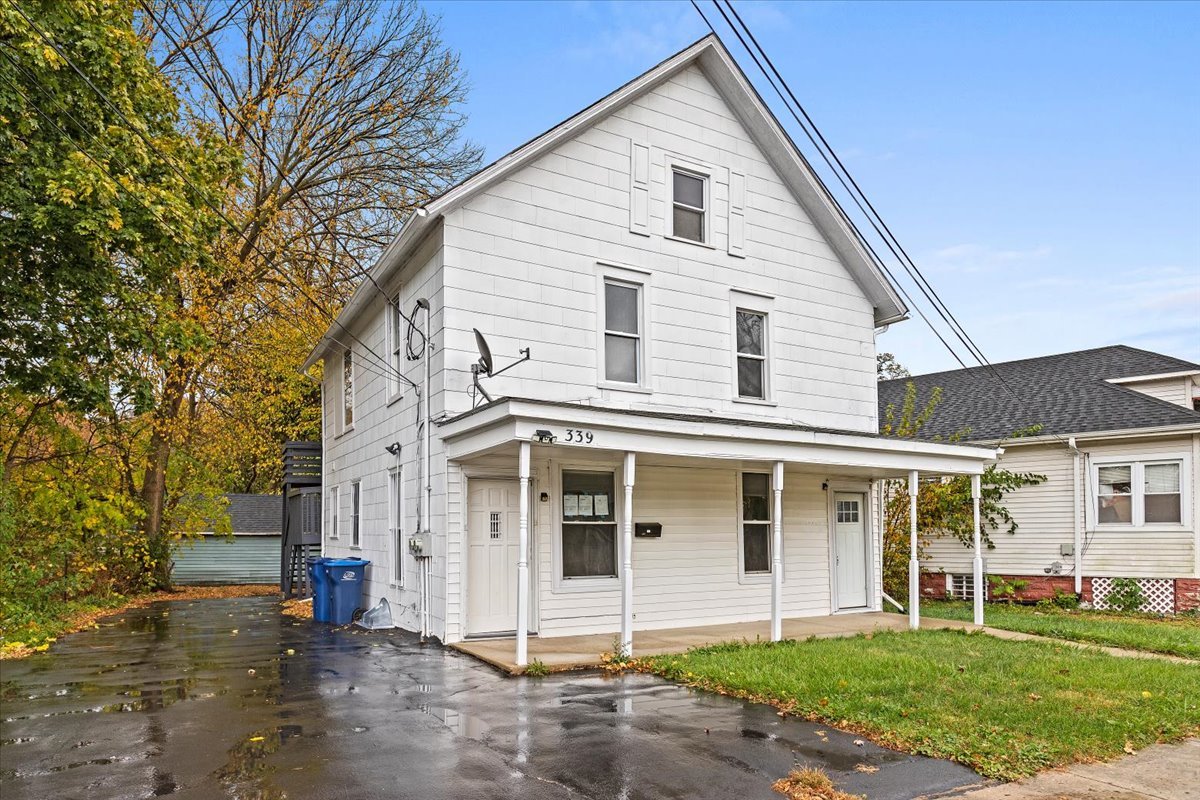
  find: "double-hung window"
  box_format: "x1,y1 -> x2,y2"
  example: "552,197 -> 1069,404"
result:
328,485 -> 341,540
560,470 -> 618,579
1095,458 -> 1185,526
387,296 -> 405,401
735,309 -> 768,400
603,279 -> 642,385
341,348 -> 354,429
740,472 -> 772,575
671,169 -> 706,243
350,480 -> 361,547
388,468 -> 404,584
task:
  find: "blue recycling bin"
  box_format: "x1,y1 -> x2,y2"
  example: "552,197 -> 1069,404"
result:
324,558 -> 370,625
307,556 -> 332,623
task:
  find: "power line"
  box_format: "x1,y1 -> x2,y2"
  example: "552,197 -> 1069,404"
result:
715,0 -> 989,368
702,0 -> 1072,447
689,0 -> 970,370
3,0 -> 407,385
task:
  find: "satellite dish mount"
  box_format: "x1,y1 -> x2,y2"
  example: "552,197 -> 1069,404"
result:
471,328 -> 530,406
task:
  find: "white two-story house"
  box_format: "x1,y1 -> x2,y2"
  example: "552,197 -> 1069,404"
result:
303,35 -> 995,665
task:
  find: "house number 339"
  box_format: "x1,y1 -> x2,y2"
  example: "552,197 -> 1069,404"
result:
564,428 -> 594,444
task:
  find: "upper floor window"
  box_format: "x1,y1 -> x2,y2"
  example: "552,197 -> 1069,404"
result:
342,348 -> 354,429
604,279 -> 642,385
735,309 -> 768,400
387,296 -> 405,401
1095,458 -> 1184,526
671,169 -> 706,243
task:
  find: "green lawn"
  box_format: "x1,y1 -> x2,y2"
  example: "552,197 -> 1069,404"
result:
921,601 -> 1200,659
641,629 -> 1200,781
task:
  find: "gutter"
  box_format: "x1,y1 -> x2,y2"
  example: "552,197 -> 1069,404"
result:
968,422 -> 1200,447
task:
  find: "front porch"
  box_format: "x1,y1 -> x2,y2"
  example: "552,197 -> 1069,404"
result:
453,612 -> 979,674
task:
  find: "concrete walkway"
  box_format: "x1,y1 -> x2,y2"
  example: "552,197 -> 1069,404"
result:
945,738 -> 1198,799
453,612 -> 978,673
977,626 -> 1198,664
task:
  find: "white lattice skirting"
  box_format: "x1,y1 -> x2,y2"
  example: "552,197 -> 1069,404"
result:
1090,578 -> 1175,614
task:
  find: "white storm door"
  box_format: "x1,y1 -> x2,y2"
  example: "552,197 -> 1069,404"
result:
834,493 -> 869,609
466,480 -> 522,635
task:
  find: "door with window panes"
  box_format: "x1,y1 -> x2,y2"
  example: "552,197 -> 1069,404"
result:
467,480 -> 523,635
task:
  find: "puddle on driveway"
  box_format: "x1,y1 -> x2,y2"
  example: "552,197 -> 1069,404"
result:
0,597 -> 982,799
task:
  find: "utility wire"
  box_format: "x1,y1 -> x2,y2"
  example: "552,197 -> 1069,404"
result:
689,0 -> 969,370
716,0 -> 989,368
3,0 -> 407,385
702,0 -> 1074,447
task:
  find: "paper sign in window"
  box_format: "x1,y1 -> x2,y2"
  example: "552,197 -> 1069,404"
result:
563,494 -> 579,518
578,494 -> 594,517
594,494 -> 610,517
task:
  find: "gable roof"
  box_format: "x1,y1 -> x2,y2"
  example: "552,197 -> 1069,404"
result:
304,34 -> 908,369
217,494 -> 281,536
877,345 -> 1200,443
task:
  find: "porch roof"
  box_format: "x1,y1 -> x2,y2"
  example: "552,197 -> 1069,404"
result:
439,397 -> 997,476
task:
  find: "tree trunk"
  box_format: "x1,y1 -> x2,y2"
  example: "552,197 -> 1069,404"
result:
139,362 -> 189,589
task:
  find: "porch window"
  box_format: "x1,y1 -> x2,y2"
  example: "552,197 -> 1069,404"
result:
350,480 -> 361,547
740,472 -> 771,574
736,310 -> 767,400
561,470 -> 617,578
603,279 -> 642,385
1094,458 -> 1185,526
671,169 -> 706,243
342,347 -> 354,429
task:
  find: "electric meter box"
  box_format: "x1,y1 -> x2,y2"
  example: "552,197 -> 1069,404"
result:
408,531 -> 433,558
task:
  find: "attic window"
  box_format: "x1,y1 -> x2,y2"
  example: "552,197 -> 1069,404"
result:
671,169 -> 706,243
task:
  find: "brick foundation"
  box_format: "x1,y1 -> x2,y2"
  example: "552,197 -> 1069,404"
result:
1176,578 -> 1200,613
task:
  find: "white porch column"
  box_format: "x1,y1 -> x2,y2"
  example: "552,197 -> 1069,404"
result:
908,470 -> 920,630
770,461 -> 784,641
971,473 -> 984,626
516,441 -> 531,667
621,452 -> 636,657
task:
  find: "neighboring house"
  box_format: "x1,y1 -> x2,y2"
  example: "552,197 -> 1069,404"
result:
172,494 -> 282,585
878,346 -> 1200,613
303,35 -> 995,662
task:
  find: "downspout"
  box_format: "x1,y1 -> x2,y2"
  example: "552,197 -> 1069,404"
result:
1069,437 -> 1083,595
418,298 -> 432,641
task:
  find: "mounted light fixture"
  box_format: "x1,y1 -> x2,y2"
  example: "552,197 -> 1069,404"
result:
533,429 -> 556,444
384,442 -> 401,456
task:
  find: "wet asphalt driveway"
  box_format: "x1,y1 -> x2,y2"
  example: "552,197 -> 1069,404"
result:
1,597 -> 983,799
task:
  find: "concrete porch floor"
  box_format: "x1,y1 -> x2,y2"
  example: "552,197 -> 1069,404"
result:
452,612 -> 978,674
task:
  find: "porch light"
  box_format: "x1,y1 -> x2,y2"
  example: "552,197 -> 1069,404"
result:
533,429 -> 556,444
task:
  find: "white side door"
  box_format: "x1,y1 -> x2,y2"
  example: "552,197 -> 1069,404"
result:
466,480 -> 522,635
834,492 -> 869,610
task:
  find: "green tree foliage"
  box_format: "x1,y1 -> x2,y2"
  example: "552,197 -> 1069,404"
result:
879,382 -> 1047,598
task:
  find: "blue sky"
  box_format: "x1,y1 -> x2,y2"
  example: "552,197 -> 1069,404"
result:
425,0 -> 1200,374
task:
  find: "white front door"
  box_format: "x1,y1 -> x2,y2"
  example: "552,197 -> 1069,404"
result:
466,480 -> 522,636
834,493 -> 869,610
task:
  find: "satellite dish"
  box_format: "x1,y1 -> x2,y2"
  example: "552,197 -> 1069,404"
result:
473,328 -> 494,376
467,328 -> 532,408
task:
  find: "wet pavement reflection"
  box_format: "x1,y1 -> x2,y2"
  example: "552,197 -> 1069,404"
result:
0,597 -> 981,799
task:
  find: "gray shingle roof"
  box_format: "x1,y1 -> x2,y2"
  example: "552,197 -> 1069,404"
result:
223,494 -> 281,535
877,345 -> 1200,442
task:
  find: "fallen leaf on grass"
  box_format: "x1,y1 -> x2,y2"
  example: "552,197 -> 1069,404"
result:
772,767 -> 864,800
1124,741 -> 1136,755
